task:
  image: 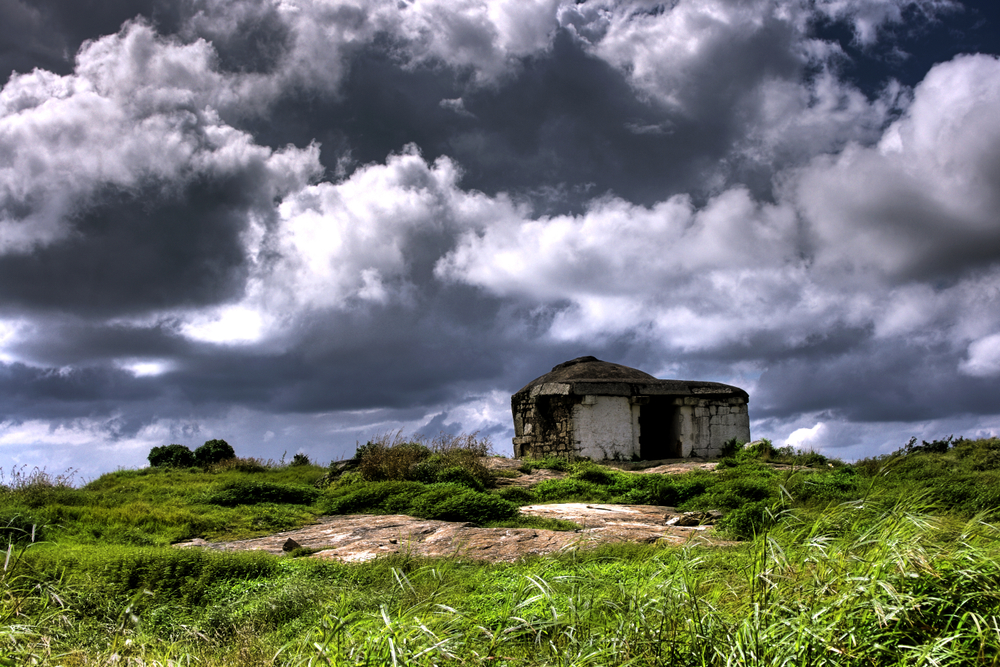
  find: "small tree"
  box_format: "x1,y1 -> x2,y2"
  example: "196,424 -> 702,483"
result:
148,444 -> 196,468
195,439 -> 236,466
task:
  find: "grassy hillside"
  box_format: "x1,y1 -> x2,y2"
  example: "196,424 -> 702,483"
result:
2,435 -> 1000,665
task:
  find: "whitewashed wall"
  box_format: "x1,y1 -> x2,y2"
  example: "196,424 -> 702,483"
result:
572,396 -> 637,460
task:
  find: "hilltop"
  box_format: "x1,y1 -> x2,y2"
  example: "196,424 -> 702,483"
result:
2,434 -> 1000,665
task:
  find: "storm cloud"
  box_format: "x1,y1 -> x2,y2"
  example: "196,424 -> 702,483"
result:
1,0 -> 1000,475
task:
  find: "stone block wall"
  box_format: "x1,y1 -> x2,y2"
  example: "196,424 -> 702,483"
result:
679,396 -> 750,457
512,393 -> 578,458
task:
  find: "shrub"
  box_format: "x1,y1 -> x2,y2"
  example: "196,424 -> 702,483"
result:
195,439 -> 236,466
738,439 -> 777,462
290,453 -> 311,466
570,462 -> 618,485
434,466 -> 486,491
905,435 -> 954,455
795,450 -> 830,467
148,444 -> 196,468
719,437 -> 744,458
688,468 -> 777,511
617,473 -> 713,506
953,437 -> 1000,471
320,480 -> 518,525
533,478 -> 613,503
355,435 -> 431,481
717,500 -> 775,539
90,547 -> 278,606
495,486 -> 537,504
350,431 -> 496,489
408,484 -> 519,525
0,466 -> 79,508
204,480 -> 321,506
320,481 -> 425,515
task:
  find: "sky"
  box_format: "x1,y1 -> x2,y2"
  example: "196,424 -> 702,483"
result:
2,0 -> 1000,478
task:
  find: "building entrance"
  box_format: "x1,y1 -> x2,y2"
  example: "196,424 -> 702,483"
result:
638,398 -> 680,459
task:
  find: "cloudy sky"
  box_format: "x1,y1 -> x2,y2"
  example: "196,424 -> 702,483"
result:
2,0 -> 1000,477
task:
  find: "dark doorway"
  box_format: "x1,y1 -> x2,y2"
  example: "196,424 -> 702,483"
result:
639,398 -> 680,459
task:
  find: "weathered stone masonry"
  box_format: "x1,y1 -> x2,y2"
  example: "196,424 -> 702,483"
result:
512,357 -> 750,460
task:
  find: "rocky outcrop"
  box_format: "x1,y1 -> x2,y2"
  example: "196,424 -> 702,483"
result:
175,503 -> 726,562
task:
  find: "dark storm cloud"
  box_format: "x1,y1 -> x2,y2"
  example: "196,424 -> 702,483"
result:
754,340 -> 1000,422
0,179 -> 254,316
246,29 -> 729,211
235,13 -> 838,210
0,0 -> 185,82
0,362 -> 163,418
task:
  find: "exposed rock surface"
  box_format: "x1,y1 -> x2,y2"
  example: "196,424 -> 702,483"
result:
484,456 -> 718,488
175,503 -> 725,562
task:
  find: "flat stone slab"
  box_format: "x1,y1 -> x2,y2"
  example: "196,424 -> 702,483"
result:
175,503 -> 721,562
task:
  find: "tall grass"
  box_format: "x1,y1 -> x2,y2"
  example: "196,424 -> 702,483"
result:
6,497 -> 1000,665
284,499 -> 1000,666
339,431 -> 496,491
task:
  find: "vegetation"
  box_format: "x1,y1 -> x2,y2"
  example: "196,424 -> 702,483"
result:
147,443 -> 197,468
1,434 -> 999,664
195,439 -> 237,466
340,431 -> 496,491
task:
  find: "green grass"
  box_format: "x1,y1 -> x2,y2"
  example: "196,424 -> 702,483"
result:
5,496 -> 999,666
0,463 -> 331,546
3,436 -> 1000,664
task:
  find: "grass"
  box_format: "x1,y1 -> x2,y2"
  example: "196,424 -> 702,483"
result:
2,435 -> 1000,664
280,502 -> 1000,667
5,498 -> 998,665
0,463 -> 330,547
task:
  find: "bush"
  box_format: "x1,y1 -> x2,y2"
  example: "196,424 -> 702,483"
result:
719,437 -> 744,458
321,481 -> 425,515
320,480 -> 518,525
570,462 -> 618,485
618,473 -> 712,506
195,439 -> 236,466
355,436 -> 432,481
495,486 -> 537,504
88,547 -> 278,606
290,453 -> 311,466
148,444 -> 196,468
204,480 -> 321,506
717,500 -> 775,539
410,456 -> 487,491
533,478 -> 613,503
434,466 -> 486,492
349,431 -> 496,489
953,437 -> 1000,471
687,466 -> 778,511
408,484 -> 519,525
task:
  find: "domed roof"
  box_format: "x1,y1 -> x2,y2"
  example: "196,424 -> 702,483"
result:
514,356 -> 748,400
524,356 -> 656,387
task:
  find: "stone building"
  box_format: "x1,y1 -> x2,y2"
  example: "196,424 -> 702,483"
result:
511,356 -> 750,460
